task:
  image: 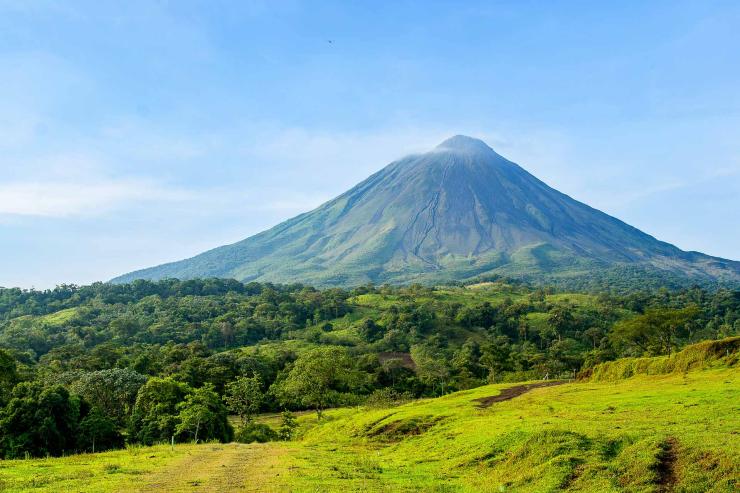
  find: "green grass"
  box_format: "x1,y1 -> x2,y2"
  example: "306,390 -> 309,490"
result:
0,444 -> 188,492
37,308 -> 78,326
544,292 -> 597,306
350,283 -> 530,310
284,367 -> 738,492
0,443 -> 286,493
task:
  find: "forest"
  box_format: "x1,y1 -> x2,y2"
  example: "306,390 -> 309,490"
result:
0,278 -> 738,459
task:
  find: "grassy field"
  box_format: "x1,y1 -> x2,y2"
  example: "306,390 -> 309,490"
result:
0,443 -> 287,493
2,343 -> 738,492
283,369 -> 738,492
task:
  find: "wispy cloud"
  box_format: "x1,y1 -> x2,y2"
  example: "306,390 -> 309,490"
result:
0,178 -> 193,217
589,180 -> 687,209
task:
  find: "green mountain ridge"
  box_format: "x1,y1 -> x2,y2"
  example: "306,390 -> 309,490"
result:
113,135 -> 740,287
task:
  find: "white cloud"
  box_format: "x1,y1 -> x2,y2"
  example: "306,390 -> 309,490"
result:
0,178 -> 193,217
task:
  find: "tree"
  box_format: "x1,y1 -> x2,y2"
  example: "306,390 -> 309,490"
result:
480,336 -> 512,383
277,410 -> 297,441
271,347 -> 358,418
548,338 -> 584,375
129,378 -> 191,445
357,319 -> 384,342
451,339 -> 483,388
0,383 -> 80,458
0,349 -> 19,406
175,384 -> 233,443
583,327 -> 605,349
547,305 -> 575,341
224,375 -> 263,425
611,306 -> 700,356
70,368 -> 147,427
77,405 -> 124,453
410,344 -> 450,395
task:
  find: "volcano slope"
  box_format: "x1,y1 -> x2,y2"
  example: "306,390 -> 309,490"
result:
3,338 -> 738,492
113,135 -> 740,288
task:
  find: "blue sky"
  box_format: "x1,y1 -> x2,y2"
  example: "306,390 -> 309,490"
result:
1,1 -> 739,288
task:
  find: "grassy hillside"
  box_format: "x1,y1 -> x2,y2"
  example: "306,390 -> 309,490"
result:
285,371 -> 738,492
3,340 -> 737,492
587,336 -> 740,382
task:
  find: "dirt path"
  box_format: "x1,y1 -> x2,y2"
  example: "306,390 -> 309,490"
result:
656,437 -> 679,492
127,443 -> 287,492
473,381 -> 566,408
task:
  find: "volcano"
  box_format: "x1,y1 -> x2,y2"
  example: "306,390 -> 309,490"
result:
113,136 -> 740,287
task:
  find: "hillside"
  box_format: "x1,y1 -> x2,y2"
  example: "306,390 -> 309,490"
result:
113,135 -> 740,288
2,340 -> 737,492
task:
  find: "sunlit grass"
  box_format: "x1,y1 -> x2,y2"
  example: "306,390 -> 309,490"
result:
282,367 -> 739,492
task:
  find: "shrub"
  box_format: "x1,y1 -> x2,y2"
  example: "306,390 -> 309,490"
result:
364,388 -> 413,408
235,422 -> 277,443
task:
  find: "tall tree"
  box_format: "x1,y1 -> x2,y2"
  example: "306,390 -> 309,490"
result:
480,336 -> 512,383
0,383 -> 80,459
175,384 -> 233,443
224,375 -> 264,425
129,378 -> 191,445
77,405 -> 123,453
410,344 -> 450,395
272,347 -> 358,418
0,349 -> 19,406
612,306 -> 701,356
70,368 -> 147,427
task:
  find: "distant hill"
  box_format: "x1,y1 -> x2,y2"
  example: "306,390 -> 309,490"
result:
113,135 -> 740,287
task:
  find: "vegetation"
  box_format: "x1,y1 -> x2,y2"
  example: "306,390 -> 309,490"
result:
587,335 -> 740,382
0,278 -> 737,461
224,375 -> 264,425
271,346 -> 360,418
0,339 -> 736,491
174,384 -> 232,443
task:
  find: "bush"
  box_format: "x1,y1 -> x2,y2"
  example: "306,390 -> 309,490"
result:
235,422 -> 277,443
364,388 -> 413,408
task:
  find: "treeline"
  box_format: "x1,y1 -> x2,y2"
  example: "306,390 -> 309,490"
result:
0,279 -> 738,458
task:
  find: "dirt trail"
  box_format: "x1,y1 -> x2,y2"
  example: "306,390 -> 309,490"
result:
128,443 -> 287,492
656,437 -> 679,492
473,381 -> 566,408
